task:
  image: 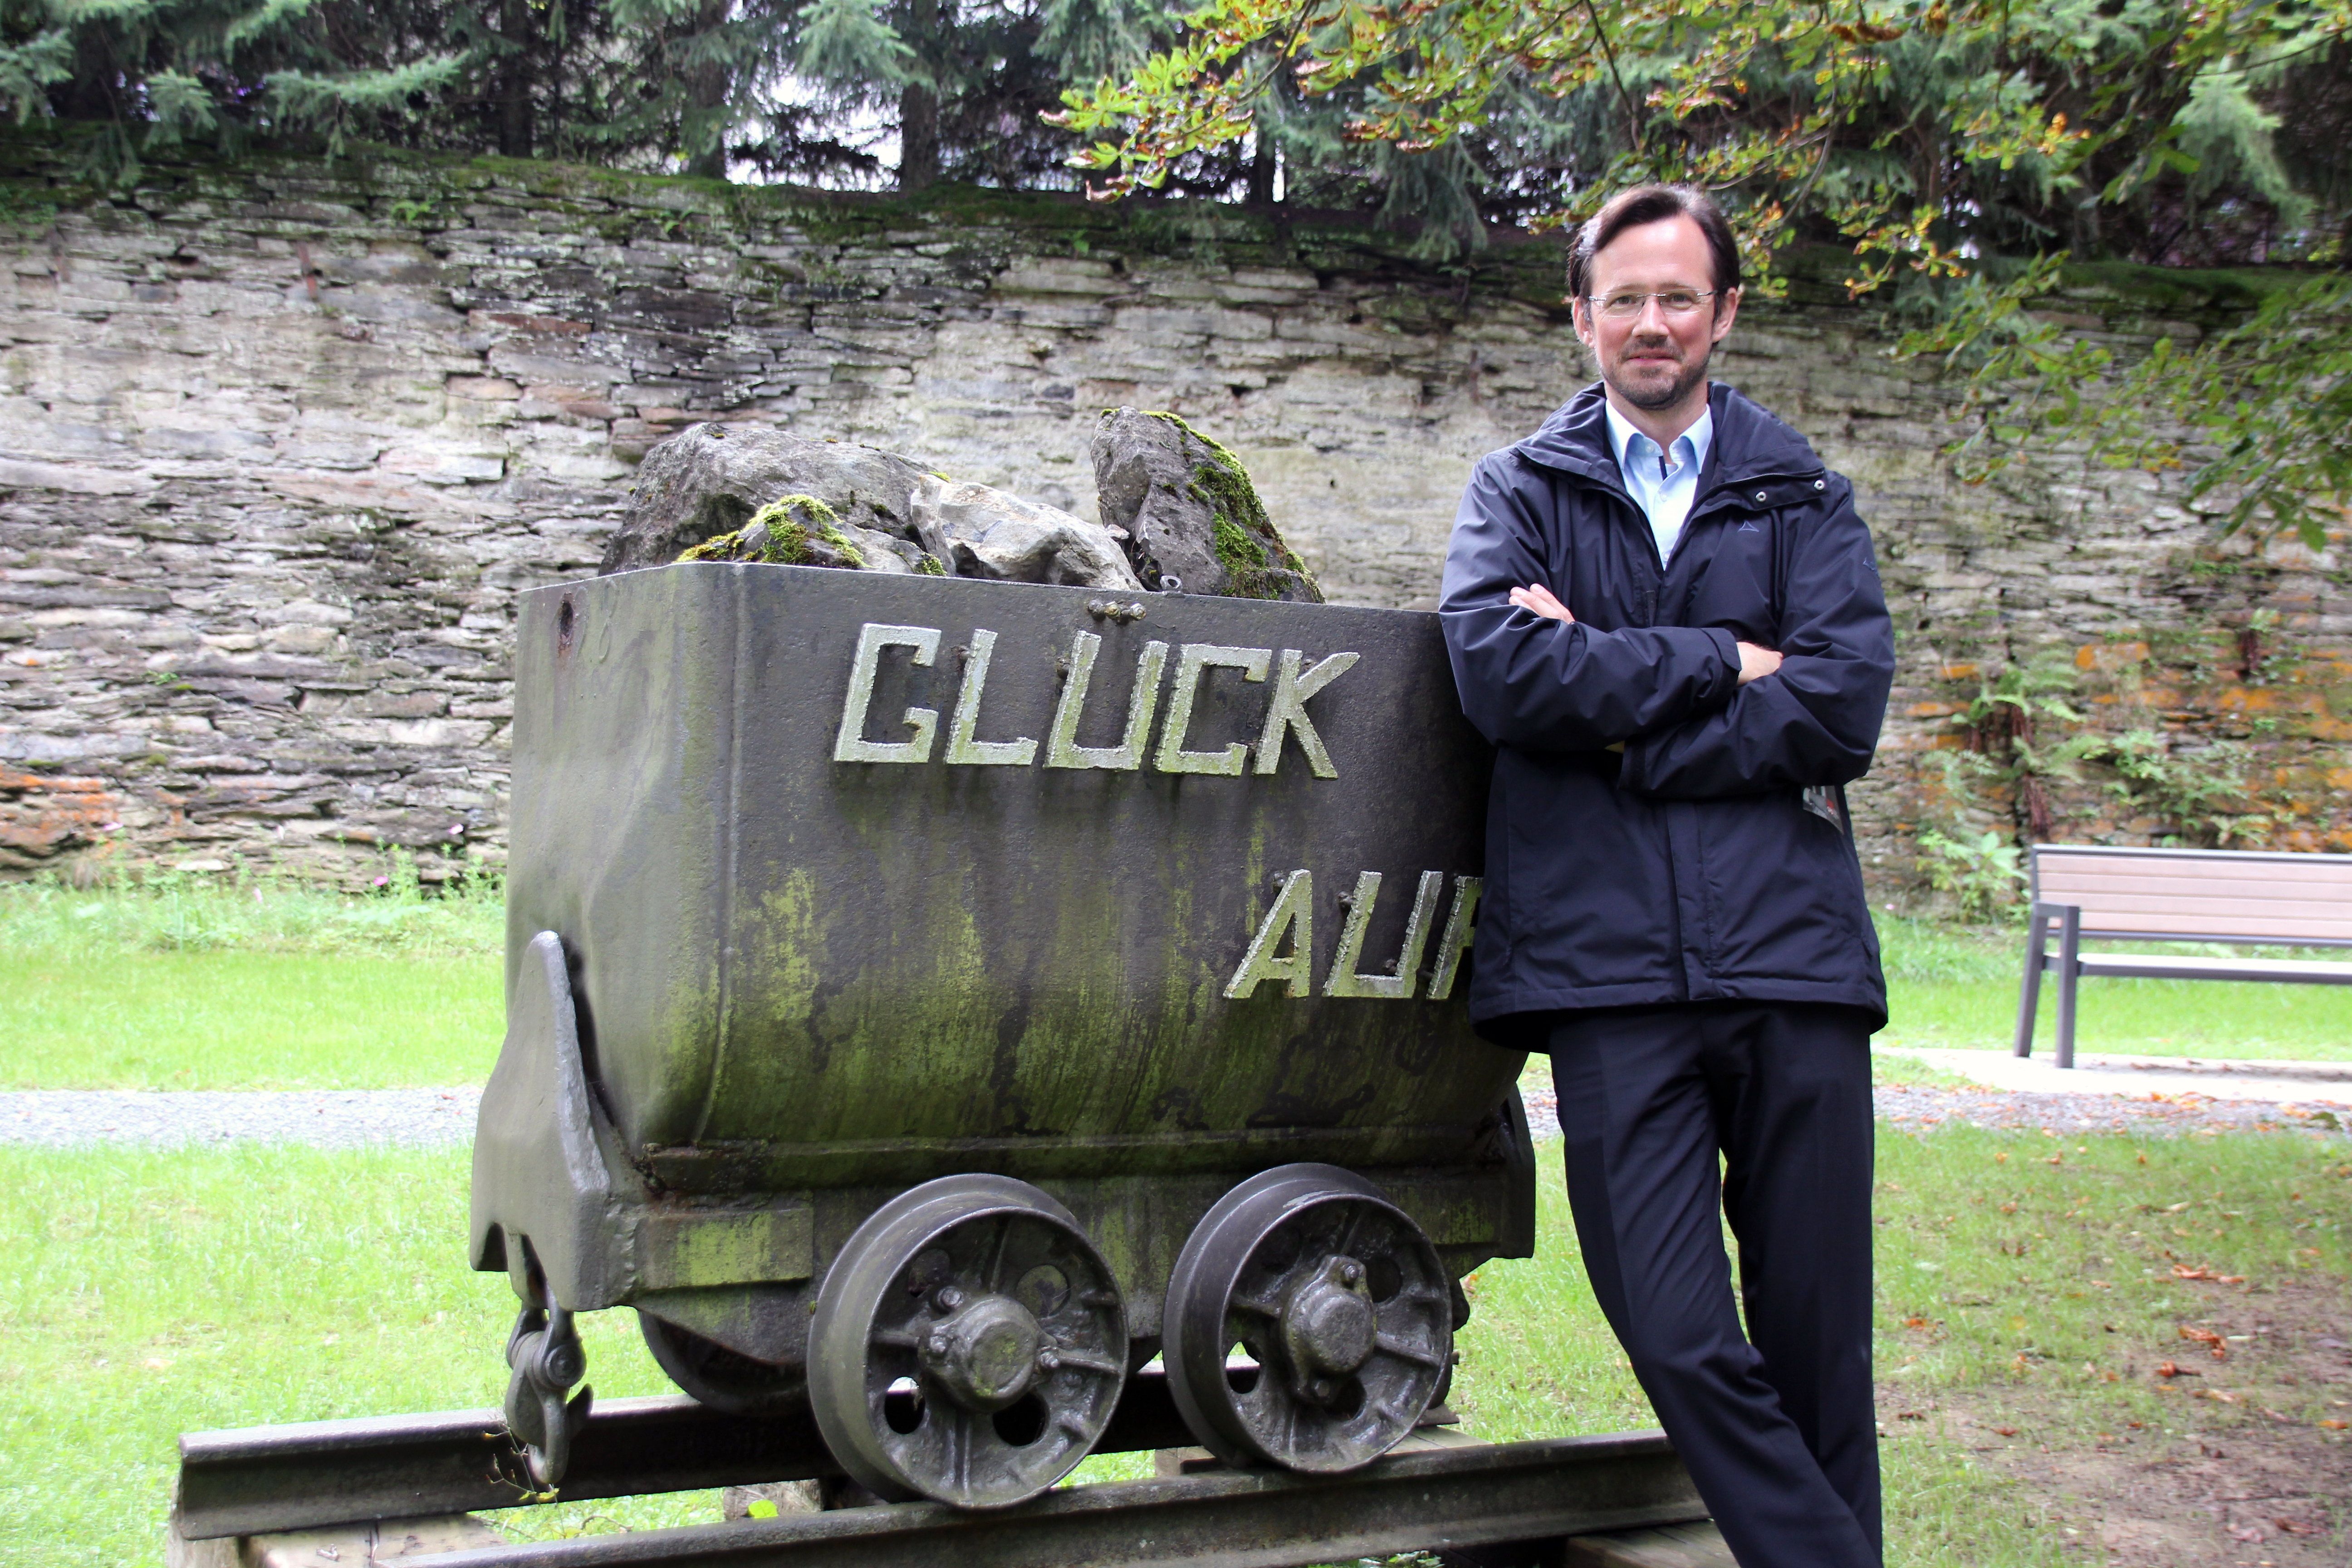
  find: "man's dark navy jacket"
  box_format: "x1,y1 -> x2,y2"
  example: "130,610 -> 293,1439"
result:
1439,381 -> 1894,1032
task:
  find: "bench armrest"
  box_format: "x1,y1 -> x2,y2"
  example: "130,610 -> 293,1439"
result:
2023,900 -> 2078,955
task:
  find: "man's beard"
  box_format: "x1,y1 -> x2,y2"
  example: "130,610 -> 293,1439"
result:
1604,338 -> 1712,411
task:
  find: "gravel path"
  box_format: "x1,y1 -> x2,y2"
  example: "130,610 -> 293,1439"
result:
0,1081 -> 2340,1149
0,1088 -> 483,1149
1519,1084 -> 2350,1143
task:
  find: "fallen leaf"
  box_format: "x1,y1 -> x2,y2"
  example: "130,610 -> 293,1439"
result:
2230,1525 -> 2264,1543
2321,1420 -> 2348,1431
1896,1410 -> 1924,1421
1995,1426 -> 2018,1437
2171,1264 -> 2246,1283
1903,1316 -> 1928,1329
2155,1361 -> 2199,1379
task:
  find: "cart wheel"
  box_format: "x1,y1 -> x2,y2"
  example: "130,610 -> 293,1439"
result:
1163,1163 -> 1452,1474
808,1174 -> 1128,1508
639,1312 -> 808,1416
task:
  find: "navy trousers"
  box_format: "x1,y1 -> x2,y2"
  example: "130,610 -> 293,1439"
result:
1543,1002 -> 1881,1568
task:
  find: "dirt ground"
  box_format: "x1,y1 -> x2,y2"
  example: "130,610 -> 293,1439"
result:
1890,1278 -> 2352,1565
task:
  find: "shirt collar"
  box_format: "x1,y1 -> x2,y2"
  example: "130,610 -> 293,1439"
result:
1602,398 -> 1713,483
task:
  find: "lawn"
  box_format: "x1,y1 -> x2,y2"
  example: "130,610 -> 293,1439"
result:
3,885 -> 2348,1090
1875,917 -> 2352,1063
4,878 -> 2348,1563
1,1132 -> 2344,1568
0,874 -> 507,1091
0,951 -> 503,1090
1460,1125 -> 2352,1563
0,1145 -> 722,1567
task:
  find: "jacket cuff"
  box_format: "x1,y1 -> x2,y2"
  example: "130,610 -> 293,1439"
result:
1702,627 -> 1742,701
1616,628 -> 1741,792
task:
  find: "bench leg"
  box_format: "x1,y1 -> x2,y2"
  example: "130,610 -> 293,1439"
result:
2013,906 -> 2050,1059
2054,904 -> 2082,1070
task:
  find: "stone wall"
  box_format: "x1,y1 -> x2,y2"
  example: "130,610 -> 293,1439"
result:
3,140 -> 2346,895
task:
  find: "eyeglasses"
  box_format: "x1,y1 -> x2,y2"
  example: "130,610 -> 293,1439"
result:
1584,289 -> 1716,320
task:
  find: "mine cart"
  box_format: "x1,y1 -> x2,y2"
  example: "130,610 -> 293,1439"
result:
472,563 -> 1535,1509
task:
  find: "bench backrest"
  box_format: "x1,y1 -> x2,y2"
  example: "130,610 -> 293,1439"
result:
2031,844 -> 2352,947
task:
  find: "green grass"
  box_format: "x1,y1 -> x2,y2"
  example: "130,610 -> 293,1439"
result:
0,951 -> 504,1089
0,869 -> 505,958
1450,1127 -> 2352,1567
1877,916 -> 2352,1062
5,890 -> 2349,1091
4,1134 -> 2343,1567
0,874 -> 505,1090
0,1146 -> 720,1568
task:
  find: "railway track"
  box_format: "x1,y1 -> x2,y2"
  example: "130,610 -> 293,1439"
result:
167,1371 -> 1709,1568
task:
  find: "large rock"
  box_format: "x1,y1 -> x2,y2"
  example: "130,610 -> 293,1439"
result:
675,496 -> 921,574
911,478 -> 1140,589
1090,409 -> 1322,602
602,423 -> 1138,590
601,424 -> 930,573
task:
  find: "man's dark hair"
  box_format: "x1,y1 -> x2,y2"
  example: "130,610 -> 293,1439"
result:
1567,185 -> 1741,304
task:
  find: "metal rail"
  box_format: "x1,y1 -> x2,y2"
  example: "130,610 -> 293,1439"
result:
398,1431 -> 1700,1568
176,1369 -> 1193,1540
174,1382 -> 1705,1568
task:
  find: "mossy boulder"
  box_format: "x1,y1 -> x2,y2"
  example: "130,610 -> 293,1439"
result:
1090,409 -> 1321,603
602,422 -> 1132,587
677,495 -> 909,572
602,424 -> 933,574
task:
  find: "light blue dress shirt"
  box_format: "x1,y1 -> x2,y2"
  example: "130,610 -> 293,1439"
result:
1602,401 -> 1713,565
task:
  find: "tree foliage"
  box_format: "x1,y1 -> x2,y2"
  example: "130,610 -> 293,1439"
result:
0,0 -> 1173,187
3,0 -> 2349,544
1055,0 -> 2352,544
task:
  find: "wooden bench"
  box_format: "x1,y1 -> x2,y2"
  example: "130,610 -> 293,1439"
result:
2014,845 -> 2352,1068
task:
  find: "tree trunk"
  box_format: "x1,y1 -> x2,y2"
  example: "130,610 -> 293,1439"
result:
681,0 -> 732,181
1247,132 -> 1276,206
498,0 -> 534,158
899,0 -> 940,191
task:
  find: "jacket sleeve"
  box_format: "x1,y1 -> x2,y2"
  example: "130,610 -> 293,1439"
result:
1440,454 -> 1744,752
1617,478 -> 1894,797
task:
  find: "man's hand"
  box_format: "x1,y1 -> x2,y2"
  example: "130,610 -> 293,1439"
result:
1516,583 -> 1779,686
1509,583 -> 1573,623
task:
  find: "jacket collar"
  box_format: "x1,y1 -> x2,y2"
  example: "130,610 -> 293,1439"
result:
1513,382 -> 1826,495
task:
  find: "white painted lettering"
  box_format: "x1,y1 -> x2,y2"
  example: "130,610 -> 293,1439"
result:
1155,644 -> 1272,776
943,627 -> 1038,766
833,623 -> 943,764
1224,870 -> 1314,999
1426,876 -> 1482,1001
1252,649 -> 1357,778
1325,870 -> 1445,1000
1045,632 -> 1169,771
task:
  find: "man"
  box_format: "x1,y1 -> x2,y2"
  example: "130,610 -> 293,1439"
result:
1439,184 -> 1895,1568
